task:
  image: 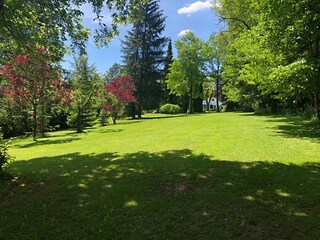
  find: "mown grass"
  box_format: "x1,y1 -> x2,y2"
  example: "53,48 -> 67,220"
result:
1,112 -> 320,239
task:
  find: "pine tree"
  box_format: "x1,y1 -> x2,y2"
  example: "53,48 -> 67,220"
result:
68,55 -> 100,132
163,38 -> 178,104
121,0 -> 167,118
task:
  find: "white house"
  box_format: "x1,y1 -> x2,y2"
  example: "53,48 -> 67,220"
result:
203,98 -> 222,112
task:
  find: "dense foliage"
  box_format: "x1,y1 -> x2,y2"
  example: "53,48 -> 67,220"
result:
68,55 -> 100,133
215,0 -> 320,119
0,0 -> 150,56
121,0 -> 167,118
103,76 -> 136,124
0,49 -> 62,139
0,133 -> 11,174
1,0 -> 318,141
166,32 -> 205,113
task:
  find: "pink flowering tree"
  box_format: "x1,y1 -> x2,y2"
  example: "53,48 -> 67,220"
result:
104,76 -> 136,124
0,49 -> 64,139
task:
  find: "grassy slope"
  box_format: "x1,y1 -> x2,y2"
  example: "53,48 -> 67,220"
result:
9,112 -> 319,163
1,112 -> 320,239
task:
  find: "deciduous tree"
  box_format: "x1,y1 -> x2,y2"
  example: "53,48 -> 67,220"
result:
215,0 -> 320,118
0,0 -> 149,56
0,49 -> 60,139
103,76 -> 136,124
166,32 -> 205,113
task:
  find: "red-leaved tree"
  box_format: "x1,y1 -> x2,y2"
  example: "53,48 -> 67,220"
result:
0,49 -> 65,139
54,78 -> 73,107
104,76 -> 136,124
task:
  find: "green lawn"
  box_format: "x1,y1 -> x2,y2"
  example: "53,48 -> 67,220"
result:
1,112 -> 320,239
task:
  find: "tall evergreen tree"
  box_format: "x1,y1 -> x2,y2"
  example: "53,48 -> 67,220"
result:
163,38 -> 175,104
103,63 -> 124,84
68,55 -> 100,132
121,0 -> 167,118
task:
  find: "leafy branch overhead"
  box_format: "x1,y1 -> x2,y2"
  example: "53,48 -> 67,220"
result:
0,0 -> 149,56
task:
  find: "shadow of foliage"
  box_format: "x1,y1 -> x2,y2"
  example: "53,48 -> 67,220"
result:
98,128 -> 124,134
14,137 -> 81,149
141,114 -> 186,120
1,150 -> 320,239
240,113 -> 320,142
267,116 -> 320,142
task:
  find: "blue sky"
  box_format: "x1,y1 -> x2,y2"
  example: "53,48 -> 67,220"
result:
62,0 -> 224,74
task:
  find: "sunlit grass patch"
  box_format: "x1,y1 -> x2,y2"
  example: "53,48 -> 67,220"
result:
1,113 -> 320,239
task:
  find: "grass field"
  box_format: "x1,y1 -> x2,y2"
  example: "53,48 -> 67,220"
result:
1,112 -> 320,239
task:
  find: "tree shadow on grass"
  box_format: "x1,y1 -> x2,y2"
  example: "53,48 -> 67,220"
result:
266,116 -> 320,143
98,128 -> 124,134
240,113 -> 320,143
1,150 -> 320,239
267,117 -> 320,142
141,114 -> 187,120
122,113 -> 200,122
14,136 -> 81,148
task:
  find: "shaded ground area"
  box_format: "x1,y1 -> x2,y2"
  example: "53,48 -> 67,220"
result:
255,113 -> 320,143
1,149 -> 319,239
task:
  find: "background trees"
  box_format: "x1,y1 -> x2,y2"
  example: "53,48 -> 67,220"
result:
163,39 -> 174,104
203,33 -> 225,112
166,32 -> 205,114
1,0 -> 318,141
68,55 -> 100,133
121,0 -> 167,118
103,63 -> 124,84
215,0 -> 320,119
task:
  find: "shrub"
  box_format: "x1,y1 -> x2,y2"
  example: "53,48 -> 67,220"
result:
302,106 -> 316,120
160,104 -> 181,114
0,133 -> 12,174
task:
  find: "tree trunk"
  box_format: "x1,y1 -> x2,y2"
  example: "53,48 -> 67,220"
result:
77,105 -> 82,133
129,103 -> 136,119
138,100 -> 142,119
112,113 -> 117,124
206,99 -> 210,112
188,87 -> 194,114
40,103 -> 45,138
32,103 -> 37,140
216,78 -> 220,112
315,93 -> 320,121
313,36 -> 320,121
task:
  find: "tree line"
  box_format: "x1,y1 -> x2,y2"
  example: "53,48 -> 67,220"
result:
215,0 -> 320,119
0,0 -> 224,140
1,0 -> 319,141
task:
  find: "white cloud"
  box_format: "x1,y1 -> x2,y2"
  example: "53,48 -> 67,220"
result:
178,29 -> 192,37
178,0 -> 213,15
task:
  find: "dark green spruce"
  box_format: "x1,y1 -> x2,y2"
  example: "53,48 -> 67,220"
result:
121,0 -> 167,118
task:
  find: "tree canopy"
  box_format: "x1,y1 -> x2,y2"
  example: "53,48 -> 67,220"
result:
0,0 -> 149,57
215,0 -> 320,118
166,32 -> 205,113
